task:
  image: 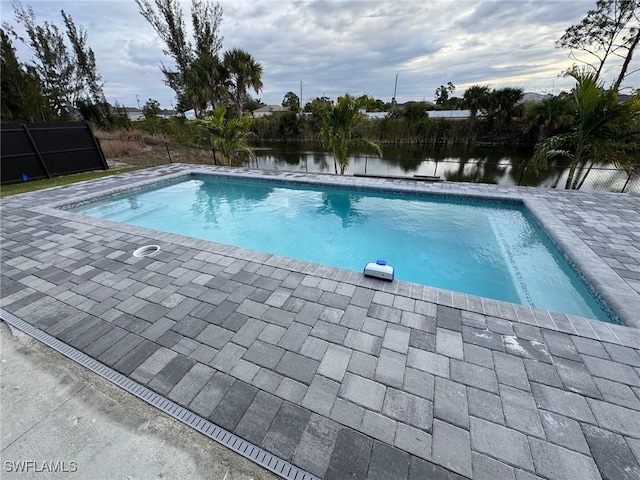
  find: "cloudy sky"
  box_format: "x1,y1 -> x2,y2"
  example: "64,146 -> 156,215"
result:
2,0 -> 637,109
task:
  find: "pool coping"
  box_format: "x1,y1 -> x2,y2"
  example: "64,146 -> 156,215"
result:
41,164 -> 639,330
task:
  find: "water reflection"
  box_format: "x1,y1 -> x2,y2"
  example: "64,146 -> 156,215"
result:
190,180 -> 274,225
248,141 -> 638,194
317,192 -> 366,228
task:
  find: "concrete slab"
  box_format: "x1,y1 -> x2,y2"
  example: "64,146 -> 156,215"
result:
0,322 -> 276,480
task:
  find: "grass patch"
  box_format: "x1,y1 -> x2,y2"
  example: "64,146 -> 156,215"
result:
0,165 -> 146,198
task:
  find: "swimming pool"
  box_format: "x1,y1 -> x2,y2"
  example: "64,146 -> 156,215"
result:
72,175 -> 613,322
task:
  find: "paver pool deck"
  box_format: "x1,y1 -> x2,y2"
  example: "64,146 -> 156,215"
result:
1,164 -> 640,480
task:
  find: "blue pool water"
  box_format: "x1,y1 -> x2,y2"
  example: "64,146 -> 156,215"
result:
73,176 -> 613,322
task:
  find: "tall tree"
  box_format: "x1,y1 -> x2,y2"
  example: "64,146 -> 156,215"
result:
319,94 -> 382,174
6,1 -> 105,118
435,82 -> 455,106
135,0 -> 224,111
557,0 -> 640,89
282,91 -> 300,112
0,28 -> 51,122
223,48 -> 263,117
532,69 -> 640,189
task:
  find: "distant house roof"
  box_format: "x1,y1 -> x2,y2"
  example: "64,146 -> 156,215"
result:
522,92 -> 553,102
253,105 -> 289,113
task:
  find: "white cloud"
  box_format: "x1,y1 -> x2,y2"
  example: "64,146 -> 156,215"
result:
2,0 -> 637,109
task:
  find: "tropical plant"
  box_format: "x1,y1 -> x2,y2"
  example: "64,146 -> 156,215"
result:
486,87 -> 524,132
532,69 -> 640,189
197,106 -> 254,165
461,85 -> 491,120
181,51 -> 227,116
223,48 -> 263,117
318,94 -> 382,174
524,94 -> 575,142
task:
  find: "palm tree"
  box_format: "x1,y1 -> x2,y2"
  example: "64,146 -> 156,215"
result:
532,69 -> 640,189
197,106 -> 255,165
461,85 -> 491,120
182,52 -> 228,117
223,48 -> 263,117
319,94 -> 382,174
524,94 -> 575,142
488,87 -> 524,132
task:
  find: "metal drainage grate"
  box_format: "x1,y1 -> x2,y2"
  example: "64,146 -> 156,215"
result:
1,309 -> 318,480
133,245 -> 160,257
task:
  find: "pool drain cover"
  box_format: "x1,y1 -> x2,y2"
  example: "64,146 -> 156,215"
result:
133,245 -> 160,257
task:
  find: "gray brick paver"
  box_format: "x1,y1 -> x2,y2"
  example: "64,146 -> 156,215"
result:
261,402 -> 311,461
366,441 -> 410,480
500,384 -> 545,438
234,390 -> 282,446
472,453 -> 515,480
450,359 -> 499,394
324,428 -> 372,480
588,398 -> 640,438
529,438 -> 601,480
339,373 -> 386,411
531,383 -> 597,423
582,354 -> 640,386
470,417 -> 534,471
360,410 -> 397,444
148,355 -> 196,395
582,424 -> 640,480
167,362 -> 215,405
276,351 -> 319,385
292,414 -> 341,478
539,410 -> 590,455
375,349 -> 407,389
317,344 -> 351,382
301,375 -> 340,415
493,351 -> 530,391
209,380 -> 258,431
432,419 -> 472,477
434,377 -> 469,429
407,348 -> 449,378
382,388 -> 433,431
554,357 -> 604,399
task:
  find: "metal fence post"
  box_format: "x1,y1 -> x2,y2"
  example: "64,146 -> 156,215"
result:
621,172 -> 633,193
518,162 -> 528,186
365,156 -> 368,174
22,124 -> 52,178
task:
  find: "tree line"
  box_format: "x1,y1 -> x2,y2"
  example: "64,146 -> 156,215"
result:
1,0 -> 263,126
2,0 -> 638,189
